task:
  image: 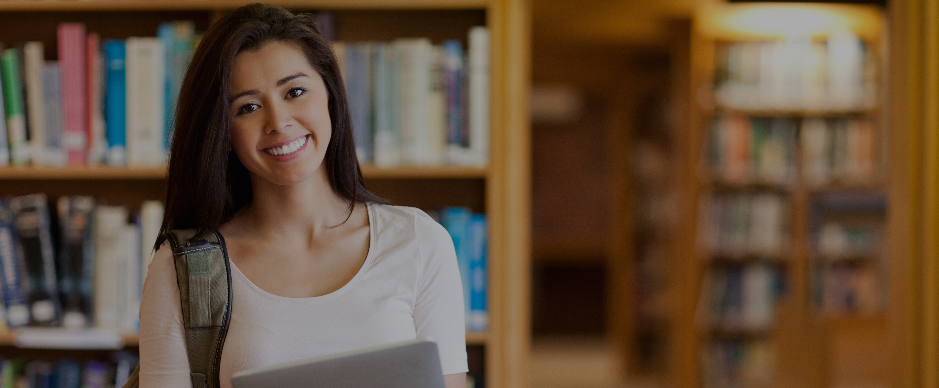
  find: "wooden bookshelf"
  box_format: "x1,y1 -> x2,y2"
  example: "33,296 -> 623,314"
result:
0,1 -> 531,387
678,3 -> 890,387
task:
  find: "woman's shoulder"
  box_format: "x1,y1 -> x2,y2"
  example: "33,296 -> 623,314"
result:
369,203 -> 450,241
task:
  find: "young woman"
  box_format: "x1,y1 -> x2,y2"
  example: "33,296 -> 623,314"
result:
138,4 -> 468,387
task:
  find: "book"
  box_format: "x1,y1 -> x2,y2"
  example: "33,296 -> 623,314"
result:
93,205 -> 127,331
42,61 -> 66,167
371,43 -> 401,167
0,55 -> 9,166
56,196 -> 96,329
467,26 -> 489,167
9,194 -> 61,326
58,23 -> 89,165
1,48 -> 29,166
466,213 -> 487,332
82,360 -> 111,388
427,45 -> 447,166
54,359 -> 82,388
22,42 -> 46,166
103,39 -> 127,167
345,43 -> 373,164
86,32 -> 107,166
125,37 -> 165,167
442,40 -> 467,164
397,38 -> 433,166
158,21 -> 195,153
0,198 -> 27,328
120,223 -> 141,332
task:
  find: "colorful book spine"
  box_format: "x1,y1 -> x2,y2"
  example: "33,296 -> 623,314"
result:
159,21 -> 195,153
345,43 -> 373,164
467,213 -> 487,332
125,37 -> 166,167
22,42 -> 46,166
42,62 -> 65,167
103,40 -> 127,167
0,51 -> 9,167
442,40 -> 467,164
86,32 -> 107,166
56,196 -> 96,329
0,198 -> 29,328
1,48 -> 29,166
58,23 -> 88,165
9,194 -> 61,326
467,26 -> 489,167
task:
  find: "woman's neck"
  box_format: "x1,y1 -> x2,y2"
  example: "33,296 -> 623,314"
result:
234,173 -> 353,240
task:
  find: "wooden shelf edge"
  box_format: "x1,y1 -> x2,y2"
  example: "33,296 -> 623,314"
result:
0,0 -> 489,11
0,165 -> 488,180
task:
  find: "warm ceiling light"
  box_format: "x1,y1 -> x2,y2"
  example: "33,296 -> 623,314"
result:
697,3 -> 883,40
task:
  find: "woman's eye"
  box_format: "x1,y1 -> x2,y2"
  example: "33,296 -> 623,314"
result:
236,103 -> 259,115
285,87 -> 307,99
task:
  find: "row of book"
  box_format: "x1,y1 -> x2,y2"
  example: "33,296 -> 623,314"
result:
708,115 -> 878,186
0,194 -> 162,332
334,27 -> 489,168
708,114 -> 797,186
813,264 -> 881,314
697,192 -> 791,258
701,338 -> 774,388
815,222 -> 881,259
712,30 -> 876,111
0,21 -> 197,168
0,353 -> 137,388
433,207 -> 487,332
697,263 -> 785,332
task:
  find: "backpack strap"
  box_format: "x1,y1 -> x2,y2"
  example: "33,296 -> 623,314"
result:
166,230 -> 233,388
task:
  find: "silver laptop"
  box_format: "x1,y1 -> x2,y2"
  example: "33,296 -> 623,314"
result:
231,338 -> 446,388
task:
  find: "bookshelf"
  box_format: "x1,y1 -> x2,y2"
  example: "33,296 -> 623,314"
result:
678,3 -> 889,387
0,1 -> 531,387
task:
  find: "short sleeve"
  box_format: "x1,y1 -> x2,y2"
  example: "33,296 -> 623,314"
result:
138,242 -> 193,387
411,211 -> 469,375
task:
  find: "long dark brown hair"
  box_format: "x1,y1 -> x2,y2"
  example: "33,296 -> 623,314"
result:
157,3 -> 386,248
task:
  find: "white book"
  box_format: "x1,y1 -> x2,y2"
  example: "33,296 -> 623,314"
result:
42,62 -> 66,167
742,264 -> 774,331
467,26 -> 489,166
126,37 -> 166,167
119,224 -> 141,333
800,118 -> 829,186
93,205 -> 127,331
397,38 -> 433,166
23,42 -> 46,166
139,200 -> 164,285
426,45 -> 446,166
827,29 -> 863,110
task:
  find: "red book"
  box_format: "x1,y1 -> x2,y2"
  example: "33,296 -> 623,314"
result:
86,32 -> 104,165
58,23 -> 87,165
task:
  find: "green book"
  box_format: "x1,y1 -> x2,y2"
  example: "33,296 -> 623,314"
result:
1,49 -> 28,166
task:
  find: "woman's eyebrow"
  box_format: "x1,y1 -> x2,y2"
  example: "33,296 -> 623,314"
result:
229,73 -> 310,103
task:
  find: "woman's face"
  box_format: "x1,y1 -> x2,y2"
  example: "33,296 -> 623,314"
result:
228,41 -> 332,188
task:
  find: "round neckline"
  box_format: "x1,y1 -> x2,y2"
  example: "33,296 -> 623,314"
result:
226,202 -> 376,302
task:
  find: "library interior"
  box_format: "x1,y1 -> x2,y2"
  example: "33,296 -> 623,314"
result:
0,0 -> 935,387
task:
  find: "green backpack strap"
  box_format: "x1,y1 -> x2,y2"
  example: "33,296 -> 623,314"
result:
121,229 -> 233,388
166,229 -> 234,388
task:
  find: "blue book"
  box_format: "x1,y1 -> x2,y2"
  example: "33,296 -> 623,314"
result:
346,43 -> 372,163
25,360 -> 53,388
158,21 -> 194,152
10,194 -> 61,326
466,213 -> 487,332
82,360 -> 110,388
56,196 -> 96,328
53,359 -> 82,388
0,198 -> 29,328
439,206 -> 472,326
103,40 -> 126,167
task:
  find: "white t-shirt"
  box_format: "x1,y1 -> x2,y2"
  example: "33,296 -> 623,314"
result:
138,203 -> 468,388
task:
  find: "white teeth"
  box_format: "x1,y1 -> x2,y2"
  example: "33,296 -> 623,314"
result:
265,136 -> 307,156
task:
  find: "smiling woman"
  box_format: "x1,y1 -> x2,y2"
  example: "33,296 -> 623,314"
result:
137,3 -> 469,388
